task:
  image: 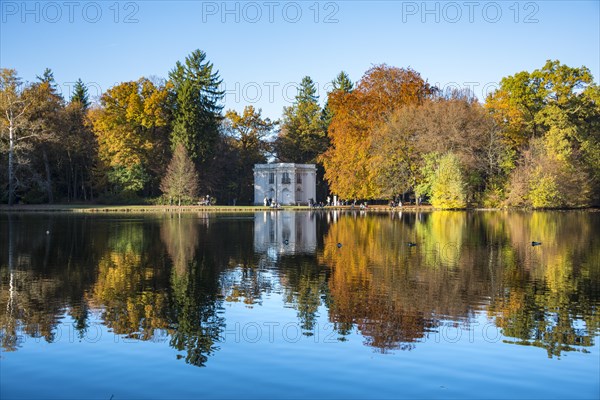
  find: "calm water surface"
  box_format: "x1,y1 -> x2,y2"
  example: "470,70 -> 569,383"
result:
1,210 -> 599,399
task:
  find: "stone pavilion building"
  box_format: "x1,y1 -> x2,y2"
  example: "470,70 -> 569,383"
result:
253,163 -> 316,205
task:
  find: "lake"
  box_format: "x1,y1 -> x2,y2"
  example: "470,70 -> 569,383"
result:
1,210 -> 599,399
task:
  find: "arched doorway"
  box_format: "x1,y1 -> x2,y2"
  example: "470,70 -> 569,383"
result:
281,188 -> 292,205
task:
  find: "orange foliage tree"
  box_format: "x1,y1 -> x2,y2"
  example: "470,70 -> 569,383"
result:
321,65 -> 434,199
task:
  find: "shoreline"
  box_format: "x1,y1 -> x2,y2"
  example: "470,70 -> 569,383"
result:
0,204 -> 597,213
0,204 -> 432,213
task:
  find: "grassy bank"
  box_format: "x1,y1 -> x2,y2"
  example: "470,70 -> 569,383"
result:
0,204 -> 434,213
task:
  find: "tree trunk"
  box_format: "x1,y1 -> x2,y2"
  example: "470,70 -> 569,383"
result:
43,149 -> 53,203
81,169 -> 87,201
67,150 -> 74,202
73,166 -> 78,201
8,123 -> 15,206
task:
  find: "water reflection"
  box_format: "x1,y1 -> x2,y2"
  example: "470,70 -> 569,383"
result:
254,211 -> 317,257
1,211 -> 599,367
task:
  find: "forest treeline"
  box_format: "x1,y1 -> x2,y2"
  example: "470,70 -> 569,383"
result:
1,50 -> 599,208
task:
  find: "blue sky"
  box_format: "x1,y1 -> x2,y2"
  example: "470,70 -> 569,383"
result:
1,1 -> 599,120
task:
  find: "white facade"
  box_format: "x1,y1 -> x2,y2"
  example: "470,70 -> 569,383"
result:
254,163 -> 317,206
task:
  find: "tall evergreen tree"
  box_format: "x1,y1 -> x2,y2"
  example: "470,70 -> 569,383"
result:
36,68 -> 57,89
71,79 -> 90,109
169,50 -> 224,164
275,76 -> 327,163
332,71 -> 353,92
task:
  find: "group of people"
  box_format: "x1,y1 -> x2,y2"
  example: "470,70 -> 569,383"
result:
260,195 -> 421,208
388,196 -> 423,207
198,195 -> 212,206
263,197 -> 281,208
388,199 -> 403,208
309,197 -> 360,208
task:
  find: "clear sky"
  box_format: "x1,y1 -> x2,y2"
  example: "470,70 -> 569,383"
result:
1,0 -> 598,120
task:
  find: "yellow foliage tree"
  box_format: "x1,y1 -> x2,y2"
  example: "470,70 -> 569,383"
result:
88,78 -> 171,195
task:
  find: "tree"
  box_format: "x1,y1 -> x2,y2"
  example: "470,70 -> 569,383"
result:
429,152 -> 467,209
322,65 -> 434,199
71,79 -> 90,109
485,71 -> 545,150
414,152 -> 439,203
0,68 -> 27,205
24,70 -> 65,203
331,71 -> 353,93
0,69 -> 29,205
160,143 -> 199,206
88,78 -> 171,196
322,71 -> 353,129
169,50 -> 224,164
36,68 -> 56,88
488,60 -> 599,206
505,138 -> 592,208
59,100 -> 97,202
53,78 -> 97,202
369,104 -> 421,199
2,70 -> 98,204
415,97 -> 505,203
275,76 -> 327,163
224,106 -> 276,203
368,97 -> 500,203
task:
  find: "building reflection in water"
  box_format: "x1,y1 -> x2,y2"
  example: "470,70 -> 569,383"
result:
253,211 -> 317,259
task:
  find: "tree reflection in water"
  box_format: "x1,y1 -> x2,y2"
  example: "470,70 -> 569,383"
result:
0,211 -> 598,365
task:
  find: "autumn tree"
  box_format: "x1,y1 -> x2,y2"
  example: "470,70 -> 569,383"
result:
429,152 -> 467,209
322,65 -> 434,199
485,70 -> 545,151
1,69 -> 98,204
505,137 -> 593,208
0,69 -> 29,205
89,78 -> 171,197
0,68 -> 66,204
369,104 -> 422,199
224,106 -> 276,204
488,60 -> 600,207
321,71 -> 353,128
23,70 -> 65,203
160,143 -> 199,206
